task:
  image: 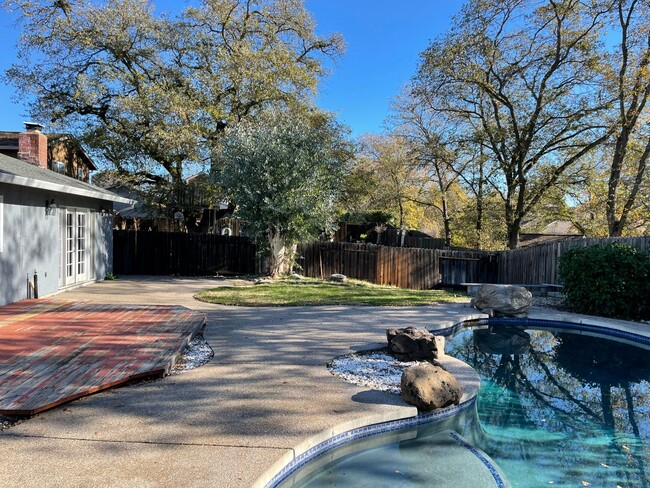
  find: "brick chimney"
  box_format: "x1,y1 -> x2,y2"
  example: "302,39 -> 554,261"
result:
18,122 -> 48,169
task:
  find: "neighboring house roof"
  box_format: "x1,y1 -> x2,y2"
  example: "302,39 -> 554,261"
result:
46,133 -> 98,170
0,131 -> 98,170
105,184 -> 160,219
520,219 -> 583,247
519,233 -> 583,248
542,220 -> 582,235
0,132 -> 19,149
0,152 -> 132,204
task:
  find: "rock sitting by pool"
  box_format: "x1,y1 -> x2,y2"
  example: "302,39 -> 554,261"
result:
471,284 -> 532,317
386,327 -> 445,361
400,363 -> 462,411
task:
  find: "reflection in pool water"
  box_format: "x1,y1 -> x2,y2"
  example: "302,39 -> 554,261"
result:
280,327 -> 650,487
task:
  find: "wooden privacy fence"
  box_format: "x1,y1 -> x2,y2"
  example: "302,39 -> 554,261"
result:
497,236 -> 650,285
298,237 -> 650,289
296,243 -> 500,289
113,230 -> 258,276
297,242 -> 445,290
376,229 -> 447,250
113,231 -> 650,287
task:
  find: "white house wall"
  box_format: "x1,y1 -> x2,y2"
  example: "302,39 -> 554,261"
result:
0,183 -> 113,306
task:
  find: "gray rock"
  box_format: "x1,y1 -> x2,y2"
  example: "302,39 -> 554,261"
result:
254,278 -> 273,285
386,327 -> 445,361
289,273 -> 303,280
329,274 -> 347,283
400,363 -> 462,411
471,284 -> 532,317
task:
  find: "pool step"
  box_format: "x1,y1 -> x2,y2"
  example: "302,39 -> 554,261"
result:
274,429 -> 510,488
441,431 -> 510,488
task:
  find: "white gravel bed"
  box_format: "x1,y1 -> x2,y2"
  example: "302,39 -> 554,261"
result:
171,335 -> 214,373
328,351 -> 426,395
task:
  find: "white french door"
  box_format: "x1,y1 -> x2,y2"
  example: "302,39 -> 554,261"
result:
60,209 -> 90,287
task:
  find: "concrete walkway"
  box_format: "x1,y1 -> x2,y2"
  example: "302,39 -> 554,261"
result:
0,277 -> 484,488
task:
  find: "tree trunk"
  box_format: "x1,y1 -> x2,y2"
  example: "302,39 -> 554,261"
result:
268,229 -> 288,278
507,220 -> 521,250
606,126 -> 629,236
475,163 -> 484,250
504,194 -> 521,250
441,196 -> 452,248
607,137 -> 649,237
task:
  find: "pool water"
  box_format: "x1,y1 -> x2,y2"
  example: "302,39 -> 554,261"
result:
280,327 -> 650,487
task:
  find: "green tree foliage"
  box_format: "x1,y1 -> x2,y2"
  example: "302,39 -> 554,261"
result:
4,0 -> 343,193
558,243 -> 650,320
215,110 -> 351,277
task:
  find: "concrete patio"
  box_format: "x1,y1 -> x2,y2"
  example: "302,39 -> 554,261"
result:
0,277 -> 487,487
1,277 -> 647,487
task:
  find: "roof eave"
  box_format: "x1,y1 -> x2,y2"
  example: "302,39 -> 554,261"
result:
0,172 -> 134,204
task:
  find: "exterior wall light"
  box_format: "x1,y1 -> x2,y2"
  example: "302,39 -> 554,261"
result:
45,199 -> 57,216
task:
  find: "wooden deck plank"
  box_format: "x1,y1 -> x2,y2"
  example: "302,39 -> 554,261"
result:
0,300 -> 206,415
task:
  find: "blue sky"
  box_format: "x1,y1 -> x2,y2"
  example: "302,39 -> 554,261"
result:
0,0 -> 464,138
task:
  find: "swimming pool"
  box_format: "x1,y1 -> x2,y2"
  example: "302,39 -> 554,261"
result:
278,324 -> 650,487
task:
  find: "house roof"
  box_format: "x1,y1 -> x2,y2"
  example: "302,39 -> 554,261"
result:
519,233 -> 583,248
0,152 -> 132,204
542,220 -> 582,235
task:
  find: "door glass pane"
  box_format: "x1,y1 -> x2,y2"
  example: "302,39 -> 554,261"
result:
66,213 -> 74,278
77,213 -> 86,275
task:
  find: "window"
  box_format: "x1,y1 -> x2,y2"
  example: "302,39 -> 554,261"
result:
52,161 -> 66,175
0,194 -> 3,253
77,168 -> 86,181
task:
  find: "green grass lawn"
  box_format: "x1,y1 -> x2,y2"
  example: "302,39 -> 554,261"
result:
194,278 -> 468,306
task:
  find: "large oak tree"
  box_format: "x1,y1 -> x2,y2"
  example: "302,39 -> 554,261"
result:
415,0 -> 613,249
4,0 -> 343,196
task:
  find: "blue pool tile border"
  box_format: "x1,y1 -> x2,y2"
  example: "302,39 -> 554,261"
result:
433,317 -> 650,348
478,317 -> 650,347
264,398 -> 484,488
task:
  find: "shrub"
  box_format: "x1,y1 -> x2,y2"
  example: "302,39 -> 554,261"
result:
558,243 -> 650,321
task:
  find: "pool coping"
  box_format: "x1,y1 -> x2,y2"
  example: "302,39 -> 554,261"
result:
255,306 -> 650,488
257,357 -> 492,488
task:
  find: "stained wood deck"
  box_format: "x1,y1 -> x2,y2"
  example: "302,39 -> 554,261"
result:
0,300 -> 206,415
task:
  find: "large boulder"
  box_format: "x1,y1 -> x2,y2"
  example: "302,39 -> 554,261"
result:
471,284 -> 532,317
386,327 -> 445,361
400,363 -> 462,411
